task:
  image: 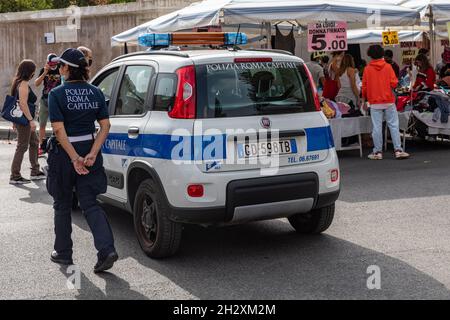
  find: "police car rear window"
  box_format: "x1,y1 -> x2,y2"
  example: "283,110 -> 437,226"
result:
196,61 -> 316,118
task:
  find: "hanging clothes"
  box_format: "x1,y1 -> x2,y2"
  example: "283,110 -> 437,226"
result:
273,25 -> 295,55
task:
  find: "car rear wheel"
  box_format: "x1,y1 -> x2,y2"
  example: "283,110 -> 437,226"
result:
133,179 -> 182,258
288,204 -> 335,234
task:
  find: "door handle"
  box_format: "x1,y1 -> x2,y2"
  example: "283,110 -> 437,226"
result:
128,127 -> 140,137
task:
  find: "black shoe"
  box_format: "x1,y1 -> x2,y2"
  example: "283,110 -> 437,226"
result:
30,171 -> 46,181
50,251 -> 74,265
9,177 -> 31,185
94,251 -> 118,273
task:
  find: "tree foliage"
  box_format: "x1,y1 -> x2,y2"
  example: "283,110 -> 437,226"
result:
0,0 -> 135,13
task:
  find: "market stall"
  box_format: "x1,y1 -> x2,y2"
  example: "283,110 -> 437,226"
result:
111,0 -> 420,46
109,0 -> 450,156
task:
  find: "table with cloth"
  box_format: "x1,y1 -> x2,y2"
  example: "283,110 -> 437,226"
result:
399,111 -> 450,136
329,112 -> 450,157
328,117 -> 372,157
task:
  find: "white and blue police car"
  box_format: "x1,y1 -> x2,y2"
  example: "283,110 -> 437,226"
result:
91,32 -> 340,258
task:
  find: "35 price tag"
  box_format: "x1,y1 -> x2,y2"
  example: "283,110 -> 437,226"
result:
382,31 -> 399,46
307,21 -> 347,52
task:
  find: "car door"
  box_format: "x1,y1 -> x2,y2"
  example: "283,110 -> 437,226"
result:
95,61 -> 157,202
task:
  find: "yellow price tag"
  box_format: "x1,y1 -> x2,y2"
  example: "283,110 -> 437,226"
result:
312,51 -> 326,59
382,31 -> 399,46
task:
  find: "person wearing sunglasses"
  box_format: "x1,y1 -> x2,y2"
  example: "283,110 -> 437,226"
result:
35,54 -> 62,156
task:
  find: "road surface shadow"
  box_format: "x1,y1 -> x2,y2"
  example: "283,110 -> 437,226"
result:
14,181 -> 54,206
72,205 -> 450,300
338,139 -> 450,203
57,265 -> 149,300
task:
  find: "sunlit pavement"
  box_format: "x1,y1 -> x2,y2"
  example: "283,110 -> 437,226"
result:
0,139 -> 450,299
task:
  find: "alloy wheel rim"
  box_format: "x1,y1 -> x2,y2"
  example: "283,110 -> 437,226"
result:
140,195 -> 157,245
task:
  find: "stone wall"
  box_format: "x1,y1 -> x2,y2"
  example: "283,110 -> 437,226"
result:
0,0 -> 194,99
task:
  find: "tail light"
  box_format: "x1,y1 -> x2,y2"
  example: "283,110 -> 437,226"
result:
303,64 -> 321,111
169,65 -> 196,119
187,184 -> 204,198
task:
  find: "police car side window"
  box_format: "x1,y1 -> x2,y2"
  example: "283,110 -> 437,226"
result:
153,74 -> 177,111
95,68 -> 119,104
116,66 -> 153,116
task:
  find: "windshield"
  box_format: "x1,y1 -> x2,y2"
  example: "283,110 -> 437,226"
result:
196,61 -> 316,118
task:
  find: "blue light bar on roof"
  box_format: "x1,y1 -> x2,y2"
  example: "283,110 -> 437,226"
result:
224,32 -> 248,46
138,32 -> 248,47
138,33 -> 171,47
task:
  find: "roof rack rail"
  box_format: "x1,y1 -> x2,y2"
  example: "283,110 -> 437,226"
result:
112,51 -> 189,62
244,48 -> 294,56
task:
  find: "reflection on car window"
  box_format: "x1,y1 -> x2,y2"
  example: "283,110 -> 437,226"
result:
96,68 -> 119,100
154,74 -> 177,111
197,62 -> 314,118
116,66 -> 152,116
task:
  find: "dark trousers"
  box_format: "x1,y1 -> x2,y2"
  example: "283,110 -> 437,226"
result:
46,139 -> 115,260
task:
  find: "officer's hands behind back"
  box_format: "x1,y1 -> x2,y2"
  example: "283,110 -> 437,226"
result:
84,152 -> 97,168
73,157 -> 89,175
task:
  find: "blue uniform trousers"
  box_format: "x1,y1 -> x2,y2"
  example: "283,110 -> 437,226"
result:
46,139 -> 115,260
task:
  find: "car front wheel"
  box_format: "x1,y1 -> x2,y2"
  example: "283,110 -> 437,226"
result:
288,204 -> 335,234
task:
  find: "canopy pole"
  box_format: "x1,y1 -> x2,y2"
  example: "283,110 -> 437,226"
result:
428,6 -> 435,67
265,22 -> 272,49
124,42 -> 129,54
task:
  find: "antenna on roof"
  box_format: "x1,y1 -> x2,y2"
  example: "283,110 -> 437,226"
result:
233,24 -> 242,51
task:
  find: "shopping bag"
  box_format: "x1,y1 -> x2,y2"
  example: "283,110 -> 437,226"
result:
1,93 -> 34,126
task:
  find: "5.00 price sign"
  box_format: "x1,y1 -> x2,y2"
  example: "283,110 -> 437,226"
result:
307,21 -> 348,53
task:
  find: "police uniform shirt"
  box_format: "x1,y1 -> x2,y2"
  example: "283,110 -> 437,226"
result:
48,82 -> 109,137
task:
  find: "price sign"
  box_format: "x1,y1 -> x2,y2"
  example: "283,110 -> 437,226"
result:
382,31 -> 399,46
307,21 -> 347,52
401,48 -> 417,65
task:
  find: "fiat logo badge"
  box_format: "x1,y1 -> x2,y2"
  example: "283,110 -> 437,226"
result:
260,117 -> 271,129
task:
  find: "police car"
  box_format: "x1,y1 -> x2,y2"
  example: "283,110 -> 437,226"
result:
91,32 -> 340,258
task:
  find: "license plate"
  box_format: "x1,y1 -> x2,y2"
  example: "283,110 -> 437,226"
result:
237,139 -> 297,158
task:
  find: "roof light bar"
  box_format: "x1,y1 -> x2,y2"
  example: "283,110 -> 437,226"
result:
138,32 -> 247,48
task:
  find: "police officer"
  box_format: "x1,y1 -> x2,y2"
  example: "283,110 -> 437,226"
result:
47,48 -> 118,273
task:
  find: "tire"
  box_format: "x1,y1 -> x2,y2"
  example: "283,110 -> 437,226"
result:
288,204 -> 335,234
133,179 -> 182,258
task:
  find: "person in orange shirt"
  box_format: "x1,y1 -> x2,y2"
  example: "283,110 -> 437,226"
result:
362,45 -> 410,160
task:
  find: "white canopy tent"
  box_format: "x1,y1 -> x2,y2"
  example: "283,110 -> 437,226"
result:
381,0 -> 450,25
347,28 -> 449,44
380,0 -> 450,65
111,0 -> 421,46
347,29 -> 423,44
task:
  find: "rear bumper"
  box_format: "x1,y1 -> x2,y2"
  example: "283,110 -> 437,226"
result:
167,173 -> 339,224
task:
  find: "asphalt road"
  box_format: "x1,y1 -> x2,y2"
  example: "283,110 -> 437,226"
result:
1,139 -> 450,300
